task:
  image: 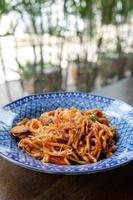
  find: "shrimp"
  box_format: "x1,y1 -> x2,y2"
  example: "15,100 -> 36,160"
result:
10,124 -> 28,137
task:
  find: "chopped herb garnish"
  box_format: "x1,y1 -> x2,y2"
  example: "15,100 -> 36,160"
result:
90,115 -> 99,122
45,118 -> 53,125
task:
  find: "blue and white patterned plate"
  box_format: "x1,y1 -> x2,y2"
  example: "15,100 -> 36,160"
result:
0,92 -> 133,174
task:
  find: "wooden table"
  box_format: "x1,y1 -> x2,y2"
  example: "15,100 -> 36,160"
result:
0,78 -> 133,200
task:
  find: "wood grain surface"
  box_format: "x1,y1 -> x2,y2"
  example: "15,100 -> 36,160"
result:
0,77 -> 133,200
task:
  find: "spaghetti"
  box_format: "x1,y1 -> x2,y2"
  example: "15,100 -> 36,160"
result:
10,107 -> 116,165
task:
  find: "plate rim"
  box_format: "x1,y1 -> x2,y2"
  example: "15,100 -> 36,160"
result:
3,91 -> 132,109
0,150 -> 133,175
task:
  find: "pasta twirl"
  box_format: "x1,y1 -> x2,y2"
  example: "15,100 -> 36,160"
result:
10,107 -> 116,165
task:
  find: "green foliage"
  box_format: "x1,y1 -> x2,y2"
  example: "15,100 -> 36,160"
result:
20,62 -> 55,80
119,0 -> 133,18
0,0 -> 11,16
13,0 -> 51,16
101,0 -> 117,24
21,0 -> 44,16
64,0 -> 98,37
20,62 -> 37,80
101,0 -> 133,24
64,0 -> 133,31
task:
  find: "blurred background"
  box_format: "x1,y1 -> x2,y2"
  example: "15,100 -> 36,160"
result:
0,0 -> 133,105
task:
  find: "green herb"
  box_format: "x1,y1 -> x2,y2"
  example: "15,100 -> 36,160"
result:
45,118 -> 53,125
90,115 -> 99,122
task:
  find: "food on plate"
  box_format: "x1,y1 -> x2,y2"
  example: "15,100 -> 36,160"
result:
11,107 -> 116,165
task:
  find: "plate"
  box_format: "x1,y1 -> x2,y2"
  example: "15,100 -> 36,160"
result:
0,92 -> 133,174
